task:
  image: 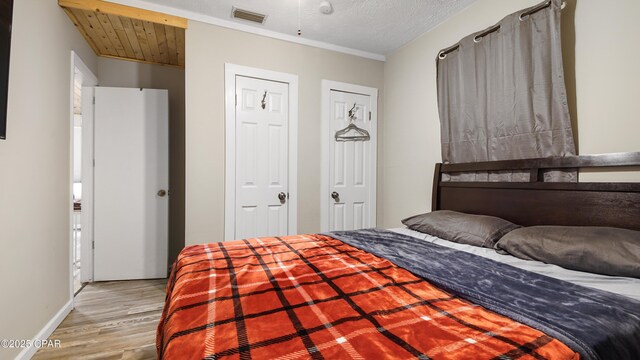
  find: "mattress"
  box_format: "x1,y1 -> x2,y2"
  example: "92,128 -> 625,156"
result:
390,227 -> 640,301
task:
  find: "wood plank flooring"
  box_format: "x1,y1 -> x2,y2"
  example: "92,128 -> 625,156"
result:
33,279 -> 167,360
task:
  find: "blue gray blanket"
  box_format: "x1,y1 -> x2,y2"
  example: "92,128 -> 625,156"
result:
328,229 -> 640,360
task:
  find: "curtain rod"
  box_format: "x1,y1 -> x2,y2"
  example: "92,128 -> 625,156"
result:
438,0 -> 565,60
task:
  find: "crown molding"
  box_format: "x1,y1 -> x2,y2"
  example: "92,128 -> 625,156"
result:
108,0 -> 387,62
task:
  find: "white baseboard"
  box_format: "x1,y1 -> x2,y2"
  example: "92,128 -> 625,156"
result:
15,299 -> 73,360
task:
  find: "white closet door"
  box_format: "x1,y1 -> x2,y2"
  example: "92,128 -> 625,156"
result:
235,76 -> 289,239
93,87 -> 169,281
329,90 -> 374,231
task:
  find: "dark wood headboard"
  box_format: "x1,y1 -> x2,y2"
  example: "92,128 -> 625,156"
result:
432,152 -> 640,231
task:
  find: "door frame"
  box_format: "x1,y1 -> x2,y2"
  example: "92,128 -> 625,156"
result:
69,51 -> 98,302
320,80 -> 378,231
224,63 -> 298,240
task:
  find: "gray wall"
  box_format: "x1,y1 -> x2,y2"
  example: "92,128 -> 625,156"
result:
97,57 -> 186,266
0,1 -> 97,358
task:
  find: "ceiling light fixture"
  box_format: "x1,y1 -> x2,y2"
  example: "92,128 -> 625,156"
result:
319,0 -> 333,15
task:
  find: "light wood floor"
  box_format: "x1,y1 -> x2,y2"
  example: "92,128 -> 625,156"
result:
33,279 -> 167,360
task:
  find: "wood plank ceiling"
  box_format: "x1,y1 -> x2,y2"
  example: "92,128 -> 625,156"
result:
59,0 -> 187,68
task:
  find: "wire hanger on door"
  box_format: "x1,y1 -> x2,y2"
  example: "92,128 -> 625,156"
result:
335,104 -> 370,142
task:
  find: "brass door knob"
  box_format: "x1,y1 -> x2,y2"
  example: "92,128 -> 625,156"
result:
157,189 -> 167,197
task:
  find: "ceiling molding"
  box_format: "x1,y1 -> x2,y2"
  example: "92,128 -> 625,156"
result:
107,0 -> 387,62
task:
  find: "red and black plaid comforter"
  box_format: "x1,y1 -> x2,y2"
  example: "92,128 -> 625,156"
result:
157,234 -> 580,359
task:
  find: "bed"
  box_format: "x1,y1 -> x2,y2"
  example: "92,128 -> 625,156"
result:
157,152 -> 640,360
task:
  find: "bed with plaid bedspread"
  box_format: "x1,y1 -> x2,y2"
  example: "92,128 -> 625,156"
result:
157,231 -> 606,360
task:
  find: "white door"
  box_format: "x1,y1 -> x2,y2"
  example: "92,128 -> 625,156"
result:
93,87 -> 169,281
234,76 -> 289,239
327,90 -> 376,231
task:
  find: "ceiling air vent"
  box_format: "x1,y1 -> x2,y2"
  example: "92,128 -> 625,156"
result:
231,7 -> 267,24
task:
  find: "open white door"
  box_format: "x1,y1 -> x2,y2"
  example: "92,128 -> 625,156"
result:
93,87 -> 169,281
321,81 -> 378,231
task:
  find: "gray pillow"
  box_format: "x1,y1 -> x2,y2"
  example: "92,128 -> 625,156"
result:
495,226 -> 640,278
402,210 -> 520,248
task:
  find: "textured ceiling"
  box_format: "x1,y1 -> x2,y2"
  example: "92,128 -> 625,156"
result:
116,0 -> 477,57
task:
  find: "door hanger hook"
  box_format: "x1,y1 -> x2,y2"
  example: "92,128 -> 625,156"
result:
348,103 -> 358,122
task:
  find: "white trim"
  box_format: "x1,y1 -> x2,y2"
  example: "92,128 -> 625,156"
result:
320,80 -> 378,231
15,299 -> 72,360
224,64 -> 298,241
108,0 -> 386,62
80,86 -> 95,284
69,51 -> 98,304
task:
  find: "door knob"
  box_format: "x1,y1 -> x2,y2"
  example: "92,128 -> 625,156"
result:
331,191 -> 340,201
278,192 -> 287,203
157,189 -> 167,197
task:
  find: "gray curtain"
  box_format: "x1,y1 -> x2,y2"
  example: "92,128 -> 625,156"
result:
436,0 -> 576,182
